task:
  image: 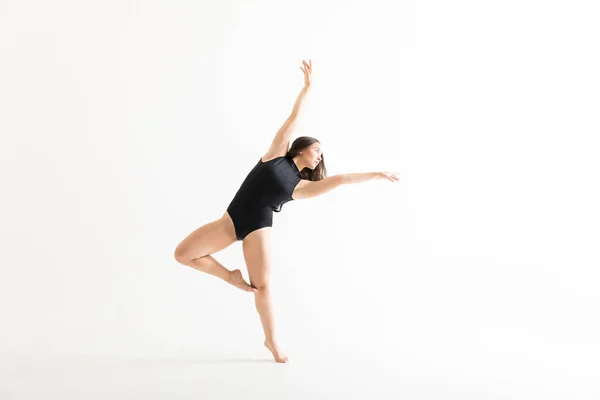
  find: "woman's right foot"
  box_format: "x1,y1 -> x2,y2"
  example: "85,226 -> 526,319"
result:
228,269 -> 257,293
264,339 -> 288,363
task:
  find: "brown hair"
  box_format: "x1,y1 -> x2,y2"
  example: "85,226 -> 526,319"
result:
286,136 -> 327,181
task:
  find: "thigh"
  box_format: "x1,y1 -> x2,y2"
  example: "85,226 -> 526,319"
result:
241,227 -> 272,289
174,211 -> 237,261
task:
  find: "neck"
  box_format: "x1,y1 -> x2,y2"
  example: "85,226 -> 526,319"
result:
292,157 -> 304,171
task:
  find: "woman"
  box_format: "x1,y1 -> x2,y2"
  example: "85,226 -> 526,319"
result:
174,60 -> 400,363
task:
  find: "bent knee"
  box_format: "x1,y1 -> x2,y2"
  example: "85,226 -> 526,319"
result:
173,246 -> 183,262
252,283 -> 270,292
174,247 -> 194,264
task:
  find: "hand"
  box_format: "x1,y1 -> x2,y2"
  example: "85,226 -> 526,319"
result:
375,171 -> 400,182
300,59 -> 312,86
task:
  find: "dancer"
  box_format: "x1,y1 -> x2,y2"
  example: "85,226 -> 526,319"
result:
174,60 -> 400,363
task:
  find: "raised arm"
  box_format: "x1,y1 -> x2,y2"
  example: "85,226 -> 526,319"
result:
267,60 -> 312,154
292,172 -> 400,200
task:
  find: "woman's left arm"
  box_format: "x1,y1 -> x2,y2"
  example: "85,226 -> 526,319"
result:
293,172 -> 399,200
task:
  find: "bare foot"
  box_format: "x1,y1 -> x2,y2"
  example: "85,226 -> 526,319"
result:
264,339 -> 288,363
228,269 -> 257,293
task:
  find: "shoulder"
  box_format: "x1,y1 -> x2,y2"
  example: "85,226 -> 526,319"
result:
291,176 -> 342,200
262,143 -> 288,162
291,179 -> 310,200
294,179 -> 310,190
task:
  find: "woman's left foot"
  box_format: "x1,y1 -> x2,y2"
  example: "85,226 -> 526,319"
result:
264,339 -> 288,363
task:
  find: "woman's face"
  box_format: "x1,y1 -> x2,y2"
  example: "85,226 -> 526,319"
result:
302,142 -> 323,169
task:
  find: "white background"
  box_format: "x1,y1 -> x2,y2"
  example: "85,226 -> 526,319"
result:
1,0 -> 598,398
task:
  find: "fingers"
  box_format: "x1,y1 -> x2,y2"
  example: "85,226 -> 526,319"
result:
384,171 -> 400,182
301,60 -> 312,72
303,60 -> 312,73
301,60 -> 312,85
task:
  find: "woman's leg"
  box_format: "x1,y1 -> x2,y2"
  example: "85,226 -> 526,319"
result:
174,211 -> 255,292
242,227 -> 288,363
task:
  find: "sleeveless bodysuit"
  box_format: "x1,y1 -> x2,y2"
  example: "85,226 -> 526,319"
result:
226,155 -> 302,241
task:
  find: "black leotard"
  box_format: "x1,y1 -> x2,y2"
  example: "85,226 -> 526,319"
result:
226,155 -> 302,240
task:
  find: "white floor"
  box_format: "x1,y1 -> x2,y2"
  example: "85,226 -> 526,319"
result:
1,340 -> 598,400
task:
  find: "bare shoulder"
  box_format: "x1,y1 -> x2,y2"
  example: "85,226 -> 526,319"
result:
261,143 -> 289,163
291,180 -> 310,200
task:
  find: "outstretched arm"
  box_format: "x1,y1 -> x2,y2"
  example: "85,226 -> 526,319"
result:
290,59 -> 312,117
269,60 -> 312,152
293,172 -> 400,200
